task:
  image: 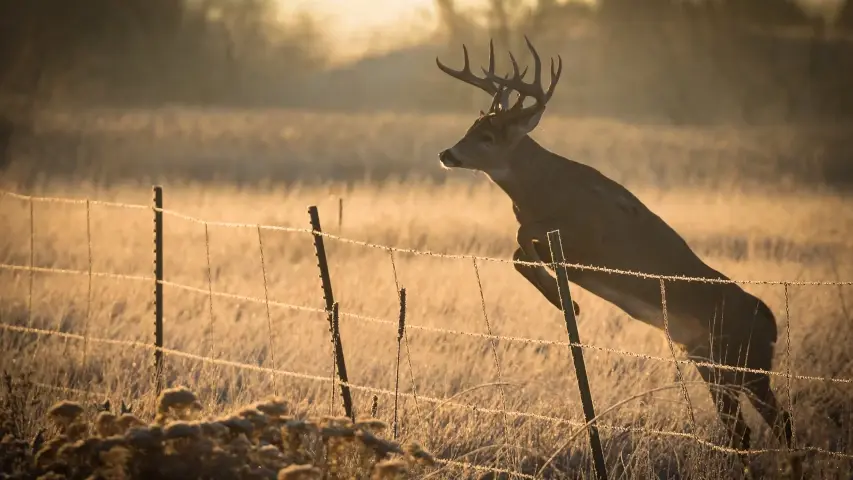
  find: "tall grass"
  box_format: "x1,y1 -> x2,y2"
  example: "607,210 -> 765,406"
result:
1,107 -> 852,478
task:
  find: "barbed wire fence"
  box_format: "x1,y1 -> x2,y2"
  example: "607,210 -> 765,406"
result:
2,187 -> 853,479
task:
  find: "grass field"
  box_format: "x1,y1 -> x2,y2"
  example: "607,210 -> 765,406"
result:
1,107 -> 853,478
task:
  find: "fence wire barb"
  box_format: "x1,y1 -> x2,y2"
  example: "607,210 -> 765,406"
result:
0,263 -> 153,283
5,188 -> 853,469
27,198 -> 38,362
388,249 -> 423,435
4,188 -> 853,286
659,279 -> 698,432
203,222 -> 221,403
783,283 -> 797,448
154,204 -> 853,285
434,458 -> 537,479
472,257 -> 510,435
0,189 -> 150,210
256,224 -> 278,396
81,199 -> 94,402
3,322 -> 852,461
31,380 -> 105,398
2,261 -> 852,385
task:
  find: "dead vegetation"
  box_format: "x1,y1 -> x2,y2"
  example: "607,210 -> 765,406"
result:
0,383 -> 433,480
0,108 -> 852,478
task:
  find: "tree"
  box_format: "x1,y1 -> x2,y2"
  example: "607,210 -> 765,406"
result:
838,0 -> 853,30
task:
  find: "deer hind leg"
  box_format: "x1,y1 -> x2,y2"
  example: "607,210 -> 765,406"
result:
741,342 -> 800,477
743,374 -> 802,478
689,345 -> 752,453
729,337 -> 794,449
744,374 -> 793,448
512,246 -> 580,316
700,366 -> 753,452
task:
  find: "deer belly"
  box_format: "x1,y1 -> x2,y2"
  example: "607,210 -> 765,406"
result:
583,281 -> 706,346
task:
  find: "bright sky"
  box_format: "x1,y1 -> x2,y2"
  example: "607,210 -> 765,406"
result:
279,0 -> 845,62
282,0 -> 443,61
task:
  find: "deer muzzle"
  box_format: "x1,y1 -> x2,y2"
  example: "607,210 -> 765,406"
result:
438,149 -> 462,168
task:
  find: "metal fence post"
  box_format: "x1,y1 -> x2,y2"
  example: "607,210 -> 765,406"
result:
153,186 -> 164,396
309,205 -> 354,421
547,229 -> 608,480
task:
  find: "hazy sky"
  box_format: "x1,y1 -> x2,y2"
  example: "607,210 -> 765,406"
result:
280,0 -> 845,61
283,0 -> 440,60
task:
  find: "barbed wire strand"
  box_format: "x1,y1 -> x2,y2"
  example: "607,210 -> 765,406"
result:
155,205 -> 853,286
203,222 -> 221,406
7,189 -> 853,473
783,283 -> 797,448
3,189 -> 853,286
27,198 -> 38,362
82,199 -> 94,402
472,257 -> 510,438
0,189 -> 149,210
659,279 -> 698,432
256,225 -> 278,396
33,381 -> 98,397
435,458 -> 536,479
3,322 -> 852,462
387,249 -> 422,426
329,303 -> 339,417
2,262 -> 852,386
157,275 -> 853,384
0,263 -> 153,283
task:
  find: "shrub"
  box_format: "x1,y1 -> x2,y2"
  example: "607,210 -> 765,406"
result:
0,386 -> 433,479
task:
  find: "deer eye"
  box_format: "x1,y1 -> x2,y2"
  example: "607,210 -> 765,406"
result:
478,130 -> 496,143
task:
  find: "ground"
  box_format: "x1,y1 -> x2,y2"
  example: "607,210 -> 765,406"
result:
1,107 -> 852,478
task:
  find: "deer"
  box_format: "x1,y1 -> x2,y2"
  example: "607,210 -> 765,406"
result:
435,37 -> 795,462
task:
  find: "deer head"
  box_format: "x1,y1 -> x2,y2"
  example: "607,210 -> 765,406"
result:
436,36 -> 563,174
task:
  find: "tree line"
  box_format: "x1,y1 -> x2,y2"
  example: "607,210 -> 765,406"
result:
432,0 -> 853,124
2,0 -> 853,165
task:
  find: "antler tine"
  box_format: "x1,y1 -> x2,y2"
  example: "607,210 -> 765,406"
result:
481,36 -> 561,114
488,39 -> 495,77
508,51 -> 521,79
544,55 -> 563,103
436,42 -> 500,96
524,35 -> 542,97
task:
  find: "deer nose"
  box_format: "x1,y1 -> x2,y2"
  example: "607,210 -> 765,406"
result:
439,149 -> 462,167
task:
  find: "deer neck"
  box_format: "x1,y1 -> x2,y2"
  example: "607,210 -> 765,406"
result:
485,135 -> 556,208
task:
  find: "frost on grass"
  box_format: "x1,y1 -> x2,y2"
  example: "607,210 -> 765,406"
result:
0,386 -> 435,479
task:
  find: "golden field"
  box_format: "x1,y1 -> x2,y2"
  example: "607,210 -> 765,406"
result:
1,107 -> 853,479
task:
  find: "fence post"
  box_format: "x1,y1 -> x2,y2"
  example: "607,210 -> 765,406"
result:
309,205 -> 355,421
546,229 -> 608,480
393,287 -> 406,439
338,197 -> 343,232
153,186 -> 164,396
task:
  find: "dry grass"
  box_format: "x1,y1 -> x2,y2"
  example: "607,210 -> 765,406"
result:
6,105 -> 853,190
1,107 -> 853,478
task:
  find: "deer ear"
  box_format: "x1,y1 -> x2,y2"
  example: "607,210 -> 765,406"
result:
505,108 -> 545,143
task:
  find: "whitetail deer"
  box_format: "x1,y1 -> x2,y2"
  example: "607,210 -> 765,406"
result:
435,37 -> 795,457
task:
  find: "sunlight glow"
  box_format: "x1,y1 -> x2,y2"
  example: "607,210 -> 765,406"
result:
281,0 -> 441,60
278,0 -> 844,62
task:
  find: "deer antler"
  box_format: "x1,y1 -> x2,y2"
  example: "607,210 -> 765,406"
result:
436,40 -> 500,96
436,40 -> 528,102
483,36 -> 563,119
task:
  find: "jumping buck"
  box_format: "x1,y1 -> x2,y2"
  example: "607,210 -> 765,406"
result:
435,37 -> 795,456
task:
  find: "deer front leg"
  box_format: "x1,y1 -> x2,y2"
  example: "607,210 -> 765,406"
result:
513,232 -> 581,316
